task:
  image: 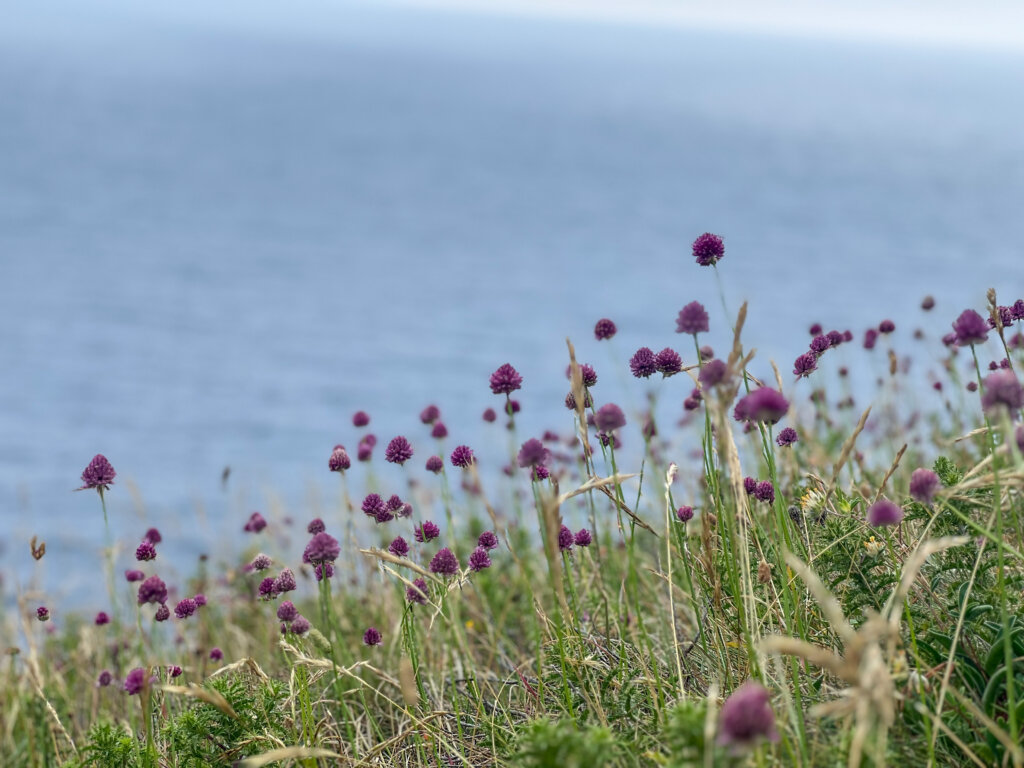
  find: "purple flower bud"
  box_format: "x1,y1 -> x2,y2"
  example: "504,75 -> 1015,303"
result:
988,305 -> 1014,329
655,348 -> 683,377
419,404 -> 440,424
810,335 -> 830,355
329,445 -> 351,472
277,601 -> 299,622
304,532 -> 341,564
717,681 -> 777,747
921,295 -> 935,310
429,547 -> 460,575
692,232 -> 724,267
307,518 -> 325,534
980,370 -> 1024,415
425,455 -> 444,473
274,568 -> 297,594
97,670 -> 112,687
144,528 -> 162,544
415,521 -> 440,543
953,309 -> 989,346
517,438 -> 550,468
257,577 -> 278,600
361,493 -> 386,519
574,528 -> 592,547
675,301 -> 710,335
809,323 -> 822,336
909,468 -> 941,505
867,497 -> 904,527
135,541 -> 157,562
170,665 -> 182,678
289,616 -> 310,635
78,454 -> 116,492
743,477 -> 757,495
594,403 -> 626,432
385,436 -> 414,465
314,563 -> 334,581
155,604 -> 170,621
827,330 -> 844,347
699,359 -> 728,388
478,531 -> 498,550
251,554 -> 272,571
138,575 -> 168,605
594,318 -> 617,340
363,627 -> 382,646
754,481 -> 775,504
489,363 -> 523,395
775,427 -> 798,447
565,391 -> 593,410
389,536 -> 410,557
357,443 -> 372,462
209,647 -> 223,660
629,347 -> 658,379
863,328 -> 878,350
95,611 -> 110,626
124,668 -> 146,695
733,388 -> 789,424
468,546 -> 492,572
482,408 -> 497,423
676,506 -> 694,523
36,606 -> 49,621
532,465 -> 550,481
352,411 -> 370,427
450,445 -> 475,468
793,353 -> 817,378
243,512 -> 267,533
878,319 -> 895,334
558,525 -> 574,551
194,594 -> 207,607
406,578 -> 429,604
174,598 -> 197,619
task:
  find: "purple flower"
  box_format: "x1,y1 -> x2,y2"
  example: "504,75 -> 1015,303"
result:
385,436 -> 414,465
251,553 -> 272,571
980,371 -> 1024,415
793,353 -> 817,379
717,681 -> 777,747
389,536 -> 410,557
97,670 -> 112,687
574,528 -> 592,547
257,578 -> 277,600
733,388 -> 789,424
743,477 -> 757,495
174,598 -> 197,620
274,568 -> 297,594
594,403 -> 626,432
429,547 -> 460,575
699,359 -> 728,388
942,332 -> 957,347
683,396 -> 701,411
124,668 -> 146,695
675,301 -> 710,335
135,540 -> 157,562
329,445 -> 351,472
809,323 -> 823,335
170,666 -> 182,678
754,481 -> 775,504
289,617 -> 310,636
425,455 -> 444,473
909,468 -> 941,505
864,328 -> 880,350
867,497 -> 904,527
517,438 -> 550,468
699,345 -> 714,360
594,318 -> 617,340
692,232 -> 724,267
144,528 -> 162,544
210,647 -> 223,660
307,518 -> 325,535
676,506 -> 694,523
775,427 -> 798,447
629,347 -> 658,379
36,606 -> 49,621
357,443 -> 372,462
419,404 -> 440,424
406,578 -> 429,604
194,594 -> 207,607
655,348 -> 683,377
478,531 -> 498,550
827,330 -> 844,347
243,512 -> 267,533
532,465 -> 550,481
155,604 -> 170,621
489,363 -> 523,395
953,309 -> 989,346
361,493 -> 386,519
450,445 -> 475,468
95,611 -> 110,626
1012,299 -> 1024,321
878,319 -> 895,334
468,546 -> 492,571
277,601 -> 298,622
482,408 -> 497,423
809,335 -> 830,355
138,575 -> 168,605
363,627 -> 382,646
415,521 -> 440,543
304,532 -> 341,564
558,525 -> 574,551
314,563 -> 334,581
78,454 -> 116,492
989,306 -> 1014,330
353,411 -> 370,427
565,391 -> 593,410
922,295 -> 935,310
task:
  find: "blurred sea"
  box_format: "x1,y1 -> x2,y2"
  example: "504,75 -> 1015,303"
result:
2,2 -> 1024,600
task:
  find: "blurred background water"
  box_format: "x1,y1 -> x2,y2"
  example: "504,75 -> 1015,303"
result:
2,0 -> 1024,604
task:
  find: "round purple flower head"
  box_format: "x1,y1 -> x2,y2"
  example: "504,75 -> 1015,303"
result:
867,497 -> 904,527
144,528 -> 162,544
574,528 -> 592,547
629,347 -> 658,379
699,359 -> 728,389
878,319 -> 895,334
357,443 -> 372,462
655,348 -> 683,377
277,601 -> 299,622
425,455 -> 444,474
482,408 -> 497,423
775,427 -> 798,447
921,295 -> 935,310
124,668 -> 146,695
170,666 -> 182,678
194,594 -> 207,608
743,477 -> 757,495
307,518 -> 325,535
329,446 -> 351,472
174,598 -> 197,620
389,536 -> 410,557
489,363 -> 523,395
478,530 -> 498,550
406,578 -> 429,605
450,445 -> 475,468
135,540 -> 157,562
138,575 -> 168,605
415,521 -> 440,543
289,617 -> 310,636
827,330 -> 844,347
419,404 -> 440,424
274,568 -> 297,594
352,411 -> 370,427
361,493 -> 386,519
517,438 -> 550,469
594,318 -> 617,340
699,345 -> 714,360
385,436 -> 414,465
909,468 -> 941,505
980,370 -> 1024,415
809,335 -> 830,356
676,506 -> 694,523
304,532 -> 341,564
468,546 -> 492,572
97,670 -> 112,687
314,563 -> 334,581
594,403 -> 626,432
754,481 -> 775,505
793,353 -> 817,379
243,512 -> 267,533
257,578 -> 277,600
809,323 -> 823,336
532,465 -> 550,481
363,627 -> 382,646
154,604 -> 170,621
717,681 -> 777,747
429,547 -> 460,575
692,232 -> 724,267
36,606 -> 49,622
565,391 -> 592,410
95,611 -> 110,626
78,454 -> 116,492
558,525 -> 574,551
863,328 -> 878,350
733,388 -> 789,424
953,309 -> 989,346
989,306 -> 1014,330
675,301 -> 710,336
210,647 -> 223,661
251,553 -> 272,571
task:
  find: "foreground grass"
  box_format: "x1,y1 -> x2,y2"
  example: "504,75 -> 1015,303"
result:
3,272 -> 1024,767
